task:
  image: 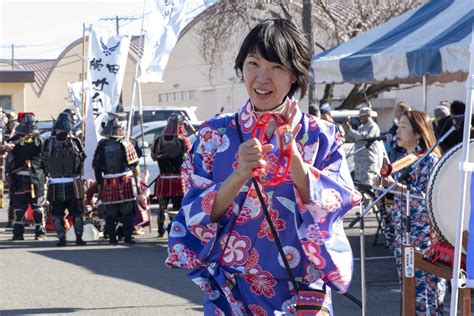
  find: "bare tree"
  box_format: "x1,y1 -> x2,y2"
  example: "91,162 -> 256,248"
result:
197,0 -> 422,109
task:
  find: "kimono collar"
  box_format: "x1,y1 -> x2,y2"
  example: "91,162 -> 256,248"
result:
236,98 -> 302,134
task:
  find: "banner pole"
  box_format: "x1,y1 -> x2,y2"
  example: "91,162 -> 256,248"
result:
81,23 -> 88,144
126,0 -> 147,140
450,26 -> 474,315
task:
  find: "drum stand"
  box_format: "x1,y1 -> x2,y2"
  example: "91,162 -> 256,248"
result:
403,251 -> 471,315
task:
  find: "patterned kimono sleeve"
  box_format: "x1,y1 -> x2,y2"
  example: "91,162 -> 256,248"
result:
294,120 -> 361,293
166,124 -> 235,270
407,155 -> 437,196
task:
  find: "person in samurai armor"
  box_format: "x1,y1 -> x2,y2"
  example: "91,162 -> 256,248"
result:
1,111 -> 18,227
93,112 -> 140,245
151,112 -> 191,238
6,113 -> 47,240
43,112 -> 86,246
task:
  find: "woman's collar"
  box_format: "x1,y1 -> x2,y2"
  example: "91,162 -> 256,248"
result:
237,98 -> 302,133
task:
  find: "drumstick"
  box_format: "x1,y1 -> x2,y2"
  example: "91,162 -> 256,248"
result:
380,150 -> 425,177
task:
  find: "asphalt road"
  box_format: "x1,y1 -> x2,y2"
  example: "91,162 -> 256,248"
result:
0,203 -> 459,315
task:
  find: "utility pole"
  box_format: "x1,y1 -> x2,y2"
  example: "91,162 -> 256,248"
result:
99,15 -> 141,35
302,0 -> 316,110
0,44 -> 26,69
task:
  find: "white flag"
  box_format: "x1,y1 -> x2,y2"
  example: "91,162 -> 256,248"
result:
83,28 -> 131,179
138,0 -> 212,83
66,81 -> 87,120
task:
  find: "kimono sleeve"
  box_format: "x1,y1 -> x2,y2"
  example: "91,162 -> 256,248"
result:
294,121 -> 361,293
405,155 -> 437,197
166,124 -> 236,270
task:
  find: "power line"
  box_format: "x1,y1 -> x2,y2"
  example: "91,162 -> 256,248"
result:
0,44 -> 27,69
99,15 -> 141,35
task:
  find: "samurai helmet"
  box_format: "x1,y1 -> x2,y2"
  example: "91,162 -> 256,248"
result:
101,112 -> 127,138
53,112 -> 74,132
162,112 -> 187,137
15,112 -> 39,135
62,108 -> 79,125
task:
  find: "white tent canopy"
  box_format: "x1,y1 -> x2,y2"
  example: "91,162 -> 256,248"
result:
312,0 -> 473,85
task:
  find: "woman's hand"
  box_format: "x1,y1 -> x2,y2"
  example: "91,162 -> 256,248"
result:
283,97 -> 311,203
282,97 -> 303,156
235,138 -> 273,181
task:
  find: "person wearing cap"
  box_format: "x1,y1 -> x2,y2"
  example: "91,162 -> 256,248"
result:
92,112 -> 140,245
343,106 -> 381,186
42,111 -> 86,246
319,103 -> 333,123
6,113 -> 47,240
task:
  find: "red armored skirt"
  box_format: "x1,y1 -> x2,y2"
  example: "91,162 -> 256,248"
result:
101,175 -> 137,204
155,173 -> 185,197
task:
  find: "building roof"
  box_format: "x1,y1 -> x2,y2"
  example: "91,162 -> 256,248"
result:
0,69 -> 35,83
13,59 -> 56,94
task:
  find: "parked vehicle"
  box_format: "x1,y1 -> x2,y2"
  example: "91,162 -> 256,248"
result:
125,105 -> 199,126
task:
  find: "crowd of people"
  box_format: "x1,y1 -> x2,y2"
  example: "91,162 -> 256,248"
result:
0,108 -> 191,246
1,17 -> 467,316
319,99 -> 467,314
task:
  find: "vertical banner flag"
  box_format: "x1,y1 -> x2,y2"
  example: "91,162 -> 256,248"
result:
83,28 -> 130,179
66,81 -> 86,120
138,0 -> 213,83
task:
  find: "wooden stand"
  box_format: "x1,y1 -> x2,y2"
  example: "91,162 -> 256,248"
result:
402,248 -> 471,315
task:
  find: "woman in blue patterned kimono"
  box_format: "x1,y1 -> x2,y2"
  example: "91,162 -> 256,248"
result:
374,110 -> 446,315
166,19 -> 360,315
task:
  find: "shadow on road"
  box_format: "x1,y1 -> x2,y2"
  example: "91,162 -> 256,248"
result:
25,240 -> 204,309
0,304 -> 204,315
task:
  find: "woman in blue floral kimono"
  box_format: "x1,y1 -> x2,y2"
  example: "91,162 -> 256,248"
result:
374,110 -> 446,315
166,19 -> 360,315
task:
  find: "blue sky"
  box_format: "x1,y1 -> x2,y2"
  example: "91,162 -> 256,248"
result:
1,0 -> 146,60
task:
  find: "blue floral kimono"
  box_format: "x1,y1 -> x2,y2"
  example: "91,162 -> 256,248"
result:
166,100 -> 361,315
389,148 -> 446,315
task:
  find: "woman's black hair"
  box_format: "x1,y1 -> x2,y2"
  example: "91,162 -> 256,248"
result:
234,19 -> 312,99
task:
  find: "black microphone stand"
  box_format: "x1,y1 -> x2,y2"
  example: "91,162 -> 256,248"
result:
346,139 -> 377,159
348,125 -> 457,229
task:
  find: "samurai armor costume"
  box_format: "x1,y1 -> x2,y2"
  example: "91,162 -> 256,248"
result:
43,118 -> 87,246
8,113 -> 46,240
93,118 -> 139,244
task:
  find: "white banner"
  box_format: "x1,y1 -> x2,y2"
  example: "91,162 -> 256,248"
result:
138,0 -> 212,83
83,28 -> 130,179
66,81 -> 86,120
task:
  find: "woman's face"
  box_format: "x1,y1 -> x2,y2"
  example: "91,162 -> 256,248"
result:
397,115 -> 420,150
242,53 -> 296,111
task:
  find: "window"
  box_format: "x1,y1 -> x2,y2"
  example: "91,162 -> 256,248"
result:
0,96 -> 12,110
158,89 -> 196,103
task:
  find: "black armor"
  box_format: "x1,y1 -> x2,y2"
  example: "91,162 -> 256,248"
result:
7,115 -> 46,240
43,129 -> 87,246
44,134 -> 84,178
102,139 -> 129,175
7,134 -> 46,196
154,136 -> 186,174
